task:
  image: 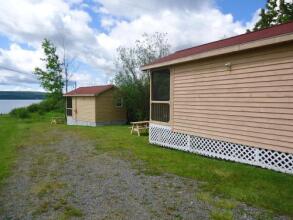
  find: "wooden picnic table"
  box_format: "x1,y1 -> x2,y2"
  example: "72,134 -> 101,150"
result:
51,117 -> 65,125
130,121 -> 149,136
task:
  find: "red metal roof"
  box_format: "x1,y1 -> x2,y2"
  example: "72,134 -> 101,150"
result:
64,84 -> 114,96
145,21 -> 293,67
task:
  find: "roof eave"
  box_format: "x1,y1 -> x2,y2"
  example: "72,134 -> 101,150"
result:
141,33 -> 293,71
63,85 -> 115,97
63,94 -> 96,97
63,94 -> 96,96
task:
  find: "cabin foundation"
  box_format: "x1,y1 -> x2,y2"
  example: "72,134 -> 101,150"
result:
149,123 -> 293,174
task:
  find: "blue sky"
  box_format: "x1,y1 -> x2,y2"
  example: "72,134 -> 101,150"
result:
216,0 -> 266,22
0,0 -> 267,91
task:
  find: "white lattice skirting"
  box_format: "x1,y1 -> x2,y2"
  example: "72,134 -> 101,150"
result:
149,123 -> 293,174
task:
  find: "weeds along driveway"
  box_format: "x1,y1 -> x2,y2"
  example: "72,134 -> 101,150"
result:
0,126 -> 291,219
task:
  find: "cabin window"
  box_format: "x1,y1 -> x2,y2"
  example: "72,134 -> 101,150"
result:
151,103 -> 169,122
151,69 -> 170,122
66,97 -> 72,116
115,97 -> 123,108
152,69 -> 170,101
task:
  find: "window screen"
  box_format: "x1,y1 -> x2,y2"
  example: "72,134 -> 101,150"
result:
67,97 -> 72,109
151,103 -> 169,122
66,97 -> 72,116
151,69 -> 170,101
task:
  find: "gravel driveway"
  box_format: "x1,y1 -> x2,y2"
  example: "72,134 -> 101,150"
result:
0,128 -> 289,219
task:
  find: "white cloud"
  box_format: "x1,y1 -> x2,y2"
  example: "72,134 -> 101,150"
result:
0,0 -> 259,91
94,0 -> 213,18
0,0 -> 113,90
71,72 -> 101,87
245,8 -> 261,30
0,0 -> 92,43
0,68 -> 42,91
0,44 -> 43,90
0,0 -> 100,62
101,17 -> 117,29
0,44 -> 43,72
65,0 -> 84,5
96,8 -> 249,54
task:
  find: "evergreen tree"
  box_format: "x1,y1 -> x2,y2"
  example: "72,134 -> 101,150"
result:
253,0 -> 293,31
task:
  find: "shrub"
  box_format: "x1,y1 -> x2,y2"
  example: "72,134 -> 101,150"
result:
9,97 -> 64,119
37,100 -> 53,114
27,103 -> 40,113
9,107 -> 30,119
38,98 -> 64,114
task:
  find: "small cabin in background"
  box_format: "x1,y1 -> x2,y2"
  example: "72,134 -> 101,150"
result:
64,85 -> 126,126
142,22 -> 293,174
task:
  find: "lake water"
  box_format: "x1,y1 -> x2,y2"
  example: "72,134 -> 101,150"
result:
0,100 -> 42,114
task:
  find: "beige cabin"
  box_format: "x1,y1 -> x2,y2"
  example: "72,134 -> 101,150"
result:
64,85 -> 126,126
142,22 -> 293,174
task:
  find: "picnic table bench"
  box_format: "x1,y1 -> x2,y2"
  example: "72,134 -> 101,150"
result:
51,117 -> 65,125
130,121 -> 149,136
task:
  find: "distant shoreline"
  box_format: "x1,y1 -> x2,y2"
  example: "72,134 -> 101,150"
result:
0,98 -> 45,100
0,99 -> 42,114
0,91 -> 47,100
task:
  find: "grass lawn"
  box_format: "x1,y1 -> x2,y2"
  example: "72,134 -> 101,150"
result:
0,115 -> 28,184
1,115 -> 293,217
0,112 -> 62,185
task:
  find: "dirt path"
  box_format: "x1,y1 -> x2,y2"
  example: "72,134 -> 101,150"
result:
0,129 -> 289,219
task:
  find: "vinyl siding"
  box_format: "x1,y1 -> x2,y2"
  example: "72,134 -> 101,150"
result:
72,96 -> 96,122
95,89 -> 126,122
172,42 -> 293,154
